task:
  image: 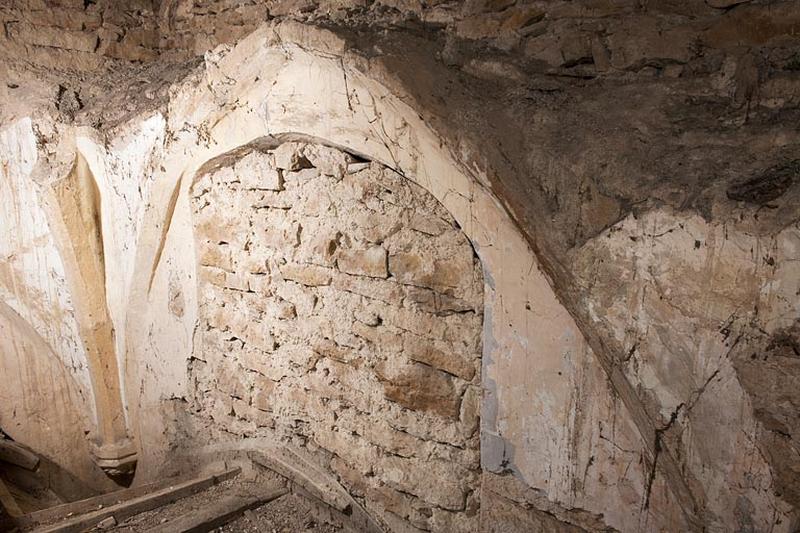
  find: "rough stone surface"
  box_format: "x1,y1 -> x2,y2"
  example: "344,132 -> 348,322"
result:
571,209 -> 800,530
190,145 -> 483,531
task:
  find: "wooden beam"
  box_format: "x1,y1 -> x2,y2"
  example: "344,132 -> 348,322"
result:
19,467 -> 239,529
145,485 -> 287,533
0,440 -> 40,471
248,447 -> 384,533
30,467 -> 240,533
249,449 -> 351,513
0,476 -> 23,517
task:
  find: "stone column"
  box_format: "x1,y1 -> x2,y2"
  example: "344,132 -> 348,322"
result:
46,152 -> 135,477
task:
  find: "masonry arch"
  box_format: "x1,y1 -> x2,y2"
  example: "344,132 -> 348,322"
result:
121,21 -> 669,532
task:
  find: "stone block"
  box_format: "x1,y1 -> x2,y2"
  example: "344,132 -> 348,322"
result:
332,274 -> 404,304
10,22 -> 98,52
195,217 -> 245,248
314,427 -> 381,476
404,337 -> 476,381
252,376 -> 275,411
101,41 -> 159,62
199,265 -> 226,287
404,286 -> 437,313
280,263 -> 333,286
258,219 -> 301,248
377,454 -> 469,511
373,484 -> 434,531
606,17 -> 696,70
342,170 -> 384,202
352,321 -> 404,353
382,306 -> 446,339
223,271 -> 250,292
215,362 -> 248,400
358,418 -> 421,458
302,144 -> 351,178
431,505 -> 479,533
23,8 -> 100,31
252,190 -> 292,209
237,347 -> 272,377
706,0 -> 749,7
358,211 -> 402,243
214,165 -> 239,185
445,319 -> 483,354
209,395 -> 235,423
459,385 -> 480,438
269,297 -> 297,320
306,360 -> 374,414
276,282 -> 317,316
388,252 -> 425,285
312,338 -> 356,364
330,456 -> 369,498
269,0 -> 317,17
241,323 -> 276,353
297,230 -> 340,267
121,28 -> 159,49
346,162 -> 370,174
236,150 -> 283,190
455,14 -> 503,41
467,0 -> 516,14
199,243 -> 234,271
298,186 -> 333,216
439,293 -> 479,315
499,5 -> 545,32
338,246 -> 388,278
377,361 -> 460,419
245,273 -> 271,293
273,142 -> 313,171
430,259 -> 473,289
390,251 -> 474,291
354,308 -> 381,326
239,250 -> 270,275
410,212 -> 450,236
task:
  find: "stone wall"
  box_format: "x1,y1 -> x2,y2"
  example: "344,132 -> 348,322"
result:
1,5 -> 798,530
189,142 -> 484,532
0,0 -> 159,68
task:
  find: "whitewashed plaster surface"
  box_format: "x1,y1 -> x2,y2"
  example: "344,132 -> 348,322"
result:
572,210 -> 800,531
0,118 -> 94,422
75,115 -> 167,422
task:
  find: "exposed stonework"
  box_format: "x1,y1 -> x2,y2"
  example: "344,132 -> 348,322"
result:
0,2 -> 799,531
188,143 -> 483,531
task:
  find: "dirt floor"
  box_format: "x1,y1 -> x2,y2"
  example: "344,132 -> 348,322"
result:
0,461 -> 347,533
219,493 -> 341,533
105,476 -> 341,533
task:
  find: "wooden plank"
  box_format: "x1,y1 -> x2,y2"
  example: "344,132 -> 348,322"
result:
145,485 -> 288,533
0,440 -> 40,471
290,484 -> 384,533
18,467 -> 240,528
249,447 -> 384,533
31,467 -> 240,533
249,449 -> 351,513
0,476 -> 23,517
